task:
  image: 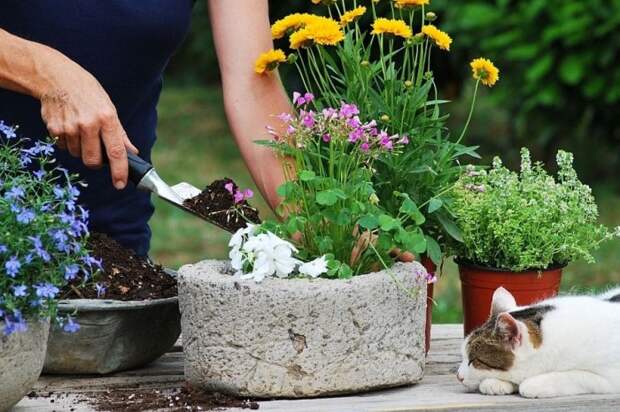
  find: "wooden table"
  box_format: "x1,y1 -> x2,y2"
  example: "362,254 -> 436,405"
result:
15,324 -> 620,411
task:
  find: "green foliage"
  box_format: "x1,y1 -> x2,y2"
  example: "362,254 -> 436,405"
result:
451,148 -> 619,271
435,0 -> 620,180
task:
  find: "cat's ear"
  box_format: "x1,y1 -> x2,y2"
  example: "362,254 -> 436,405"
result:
490,287 -> 517,316
496,312 -> 521,347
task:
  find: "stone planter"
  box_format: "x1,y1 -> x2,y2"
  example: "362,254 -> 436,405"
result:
179,260 -> 427,398
44,296 -> 180,375
0,319 -> 50,411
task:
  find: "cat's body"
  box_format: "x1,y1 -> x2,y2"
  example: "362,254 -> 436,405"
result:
457,287 -> 620,398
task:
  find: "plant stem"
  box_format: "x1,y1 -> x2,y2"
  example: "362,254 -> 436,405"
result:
456,79 -> 480,145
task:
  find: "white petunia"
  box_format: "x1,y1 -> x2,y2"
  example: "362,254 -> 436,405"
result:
298,255 -> 329,278
238,232 -> 299,282
229,224 -> 256,249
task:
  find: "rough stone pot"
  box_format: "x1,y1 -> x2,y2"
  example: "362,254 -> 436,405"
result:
0,319 -> 50,411
43,295 -> 180,375
179,260 -> 428,398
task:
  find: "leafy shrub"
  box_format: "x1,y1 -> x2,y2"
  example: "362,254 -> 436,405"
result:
0,124 -> 98,335
451,148 -> 619,271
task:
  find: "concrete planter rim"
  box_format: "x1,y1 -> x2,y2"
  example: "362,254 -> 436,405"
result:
56,296 -> 178,312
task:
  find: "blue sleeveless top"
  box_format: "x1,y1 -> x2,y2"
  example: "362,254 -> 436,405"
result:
0,1 -> 194,255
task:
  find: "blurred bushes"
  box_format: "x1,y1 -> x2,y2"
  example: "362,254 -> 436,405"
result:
167,0 -> 620,182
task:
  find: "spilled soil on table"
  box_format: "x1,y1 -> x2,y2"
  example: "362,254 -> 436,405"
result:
85,384 -> 259,411
61,232 -> 177,301
183,178 -> 261,233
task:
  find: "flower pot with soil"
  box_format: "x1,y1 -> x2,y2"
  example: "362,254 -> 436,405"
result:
44,233 -> 181,375
179,99 -> 431,397
450,149 -> 620,335
1,130 -> 94,407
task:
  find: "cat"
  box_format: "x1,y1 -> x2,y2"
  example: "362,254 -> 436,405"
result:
456,286 -> 620,398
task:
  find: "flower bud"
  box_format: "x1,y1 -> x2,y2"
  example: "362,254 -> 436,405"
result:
380,114 -> 390,122
369,193 -> 380,205
425,12 -> 437,22
287,53 -> 298,64
404,80 -> 413,89
424,71 -> 433,80
361,60 -> 370,67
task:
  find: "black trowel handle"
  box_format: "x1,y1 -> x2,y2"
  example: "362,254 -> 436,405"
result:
102,147 -> 153,187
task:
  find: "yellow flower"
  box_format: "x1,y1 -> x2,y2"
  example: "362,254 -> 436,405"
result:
271,13 -> 317,39
290,16 -> 344,49
339,6 -> 366,26
421,24 -> 452,51
371,18 -> 412,39
394,0 -> 430,8
470,58 -> 499,87
254,49 -> 287,75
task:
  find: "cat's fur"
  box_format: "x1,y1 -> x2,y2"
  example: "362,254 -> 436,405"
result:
457,286 -> 620,398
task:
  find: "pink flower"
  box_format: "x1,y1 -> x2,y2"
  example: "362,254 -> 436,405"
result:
347,116 -> 362,128
348,128 -> 364,143
277,112 -> 293,123
303,92 -> 314,103
399,135 -> 410,145
322,108 -> 338,120
362,120 -> 377,129
360,142 -> 370,152
224,182 -> 234,194
293,91 -> 314,106
339,103 -> 359,118
243,189 -> 254,199
233,191 -> 245,204
287,125 -> 296,134
292,92 -> 302,105
302,111 -> 316,128
266,125 -> 278,139
322,133 -> 331,143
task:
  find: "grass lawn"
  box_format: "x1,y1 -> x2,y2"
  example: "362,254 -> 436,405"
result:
152,85 -> 620,323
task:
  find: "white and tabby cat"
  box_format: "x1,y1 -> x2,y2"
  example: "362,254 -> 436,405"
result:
457,286 -> 620,398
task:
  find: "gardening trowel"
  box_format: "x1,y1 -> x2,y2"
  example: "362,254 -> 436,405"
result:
123,153 -> 233,232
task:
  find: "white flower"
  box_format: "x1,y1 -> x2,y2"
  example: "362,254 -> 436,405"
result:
298,255 -> 329,278
239,232 -> 299,282
229,224 -> 256,249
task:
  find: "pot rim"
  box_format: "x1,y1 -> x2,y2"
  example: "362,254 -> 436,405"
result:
57,268 -> 178,312
454,258 -> 567,273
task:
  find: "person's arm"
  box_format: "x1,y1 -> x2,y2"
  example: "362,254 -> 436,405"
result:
0,29 -> 136,189
208,0 -> 292,210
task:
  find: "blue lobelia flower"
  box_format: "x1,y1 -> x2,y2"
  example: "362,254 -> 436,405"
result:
64,264 -> 80,281
83,255 -> 103,270
5,256 -> 20,277
24,253 -> 34,264
34,283 -> 60,299
29,236 -> 51,262
63,316 -> 80,333
4,186 -> 24,200
3,310 -> 27,335
16,208 -> 36,224
0,121 -> 17,139
95,283 -> 107,298
0,244 -> 7,254
33,169 -> 46,180
52,185 -> 65,200
12,285 -> 28,297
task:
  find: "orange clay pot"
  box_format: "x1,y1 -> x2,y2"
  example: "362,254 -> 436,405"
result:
457,260 -> 563,336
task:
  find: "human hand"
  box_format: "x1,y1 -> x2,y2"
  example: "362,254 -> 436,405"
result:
38,57 -> 138,189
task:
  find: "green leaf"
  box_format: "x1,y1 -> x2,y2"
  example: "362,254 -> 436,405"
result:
358,214 -> 379,230
316,190 -> 338,206
438,214 -> 463,243
428,198 -> 443,214
425,236 -> 442,265
378,214 -> 399,231
338,263 -> 353,279
559,55 -> 585,85
399,198 -> 426,225
276,181 -> 295,198
298,170 -> 316,182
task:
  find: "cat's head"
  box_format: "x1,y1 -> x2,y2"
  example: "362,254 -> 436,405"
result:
456,287 -> 548,390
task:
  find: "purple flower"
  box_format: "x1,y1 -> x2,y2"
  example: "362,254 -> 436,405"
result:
339,103 -> 359,118
12,285 -> 27,297
4,186 -> 24,200
321,108 -> 338,120
348,128 -> 364,143
5,256 -> 20,277
34,283 -> 60,299
360,142 -> 370,152
399,135 -> 410,145
95,283 -> 107,298
63,317 -> 80,333
0,121 -> 17,139
322,133 -> 332,143
233,191 -> 245,204
243,189 -> 254,200
347,116 -> 362,128
16,208 -> 36,224
224,182 -> 234,194
301,111 -> 316,128
277,112 -> 293,123
64,264 -> 80,281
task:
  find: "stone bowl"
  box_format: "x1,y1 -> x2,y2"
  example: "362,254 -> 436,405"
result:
44,277 -> 180,375
1,319 -> 50,411
179,260 -> 428,398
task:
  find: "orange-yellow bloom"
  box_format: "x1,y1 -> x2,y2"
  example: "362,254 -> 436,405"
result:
421,24 -> 452,51
254,49 -> 287,74
271,13 -> 317,39
340,6 -> 366,26
394,0 -> 430,8
371,18 -> 412,39
289,16 -> 344,49
470,58 -> 499,87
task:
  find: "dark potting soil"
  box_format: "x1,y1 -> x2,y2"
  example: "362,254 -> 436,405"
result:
85,385 -> 260,412
184,178 -> 261,233
61,232 -> 177,301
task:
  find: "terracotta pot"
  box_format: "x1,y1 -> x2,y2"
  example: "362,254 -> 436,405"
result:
458,260 -> 563,336
421,256 -> 436,355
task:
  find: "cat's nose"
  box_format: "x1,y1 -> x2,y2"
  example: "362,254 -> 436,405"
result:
456,372 -> 464,383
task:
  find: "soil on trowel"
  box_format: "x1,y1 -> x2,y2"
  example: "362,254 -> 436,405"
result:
61,232 -> 177,301
85,384 -> 260,412
183,178 -> 261,233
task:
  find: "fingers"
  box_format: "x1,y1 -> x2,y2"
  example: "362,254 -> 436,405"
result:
101,116 -> 129,190
80,123 -> 103,169
123,135 -> 139,155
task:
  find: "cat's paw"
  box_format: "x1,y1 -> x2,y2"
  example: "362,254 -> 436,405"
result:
479,378 -> 517,396
519,378 -> 557,398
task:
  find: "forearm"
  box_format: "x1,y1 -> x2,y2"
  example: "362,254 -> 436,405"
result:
208,0 -> 292,210
0,28 -> 68,99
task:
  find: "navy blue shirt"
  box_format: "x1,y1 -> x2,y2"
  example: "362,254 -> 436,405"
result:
0,1 -> 193,255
